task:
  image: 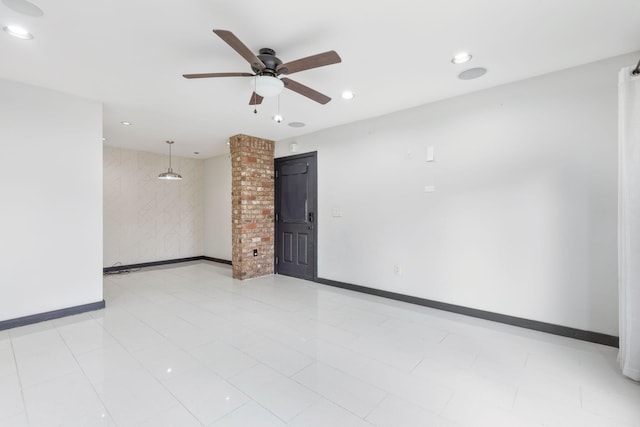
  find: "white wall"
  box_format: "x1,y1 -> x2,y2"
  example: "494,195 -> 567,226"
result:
276,53 -> 637,336
204,154 -> 232,260
0,79 -> 103,322
103,146 -> 204,266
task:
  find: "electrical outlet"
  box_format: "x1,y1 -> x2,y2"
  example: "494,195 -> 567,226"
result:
393,265 -> 402,275
253,249 -> 258,257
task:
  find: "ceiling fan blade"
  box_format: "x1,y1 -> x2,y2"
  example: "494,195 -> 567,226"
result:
213,29 -> 265,70
281,78 -> 331,104
277,50 -> 341,75
182,72 -> 254,79
249,92 -> 264,105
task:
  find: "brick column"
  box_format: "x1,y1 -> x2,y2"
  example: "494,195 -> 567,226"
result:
230,134 -> 275,280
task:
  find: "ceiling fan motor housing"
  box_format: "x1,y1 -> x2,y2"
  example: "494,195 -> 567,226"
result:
253,48 -> 285,76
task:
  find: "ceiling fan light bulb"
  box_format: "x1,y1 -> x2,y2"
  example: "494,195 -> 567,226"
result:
273,114 -> 284,123
253,76 -> 284,97
341,90 -> 355,100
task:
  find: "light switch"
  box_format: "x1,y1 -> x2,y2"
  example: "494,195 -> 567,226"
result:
332,208 -> 343,217
426,146 -> 435,162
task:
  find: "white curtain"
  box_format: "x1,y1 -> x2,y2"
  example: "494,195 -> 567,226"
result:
619,64 -> 640,381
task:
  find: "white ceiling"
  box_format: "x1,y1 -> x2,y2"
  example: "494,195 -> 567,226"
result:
2,0 -> 639,158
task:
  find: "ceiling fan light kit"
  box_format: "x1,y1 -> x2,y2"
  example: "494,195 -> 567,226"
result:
183,29 -> 341,105
341,90 -> 355,100
252,75 -> 284,97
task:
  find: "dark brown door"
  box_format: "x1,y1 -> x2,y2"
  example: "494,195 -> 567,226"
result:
275,152 -> 317,280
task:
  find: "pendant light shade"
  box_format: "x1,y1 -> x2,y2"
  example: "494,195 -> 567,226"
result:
158,140 -> 182,180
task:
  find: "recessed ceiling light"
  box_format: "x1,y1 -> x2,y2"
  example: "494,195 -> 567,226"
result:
288,122 -> 305,128
101,137 -> 106,142
458,67 -> 487,80
451,52 -> 472,64
341,90 -> 355,100
3,25 -> 33,39
120,121 -> 132,126
194,152 -> 200,155
2,0 -> 44,17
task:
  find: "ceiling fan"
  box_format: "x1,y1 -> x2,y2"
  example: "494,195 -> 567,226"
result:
183,29 -> 341,105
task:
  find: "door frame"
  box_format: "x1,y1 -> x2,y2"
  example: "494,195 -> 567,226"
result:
274,151 -> 318,280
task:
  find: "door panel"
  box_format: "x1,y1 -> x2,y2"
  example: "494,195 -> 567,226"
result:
297,234 -> 308,265
275,153 -> 317,280
281,172 -> 307,222
283,232 -> 294,262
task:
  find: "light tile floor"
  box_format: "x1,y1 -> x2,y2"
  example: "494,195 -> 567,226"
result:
1,262 -> 639,426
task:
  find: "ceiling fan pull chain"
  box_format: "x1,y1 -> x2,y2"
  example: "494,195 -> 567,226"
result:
273,95 -> 283,123
253,78 -> 258,114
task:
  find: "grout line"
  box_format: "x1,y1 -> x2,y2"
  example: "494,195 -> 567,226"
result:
438,332 -> 450,344
54,320 -> 119,425
511,388 -> 519,410
94,308 -> 206,426
439,390 -> 456,416
207,400 -> 252,425
523,353 -> 530,369
363,392 -> 389,420
9,337 -> 30,426
579,385 -> 583,409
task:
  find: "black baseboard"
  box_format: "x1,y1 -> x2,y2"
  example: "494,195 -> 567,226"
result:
0,300 -> 106,331
202,256 -> 233,266
103,256 -> 232,273
315,277 -> 619,348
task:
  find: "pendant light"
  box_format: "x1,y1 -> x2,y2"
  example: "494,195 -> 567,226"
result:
158,140 -> 182,180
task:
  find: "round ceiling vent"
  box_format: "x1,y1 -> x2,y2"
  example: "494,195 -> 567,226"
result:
2,0 -> 44,17
458,67 -> 487,80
